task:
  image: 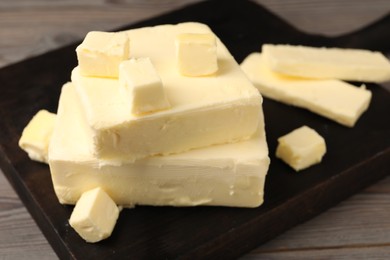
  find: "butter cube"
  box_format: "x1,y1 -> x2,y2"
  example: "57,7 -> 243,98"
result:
69,187 -> 119,243
19,109 -> 56,163
76,31 -> 129,78
176,33 -> 218,76
119,58 -> 170,115
276,126 -> 326,171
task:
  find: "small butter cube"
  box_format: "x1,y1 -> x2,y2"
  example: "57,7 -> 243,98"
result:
176,33 -> 218,76
276,126 -> 326,171
76,31 -> 129,78
119,58 -> 170,115
69,187 -> 119,243
18,109 -> 56,163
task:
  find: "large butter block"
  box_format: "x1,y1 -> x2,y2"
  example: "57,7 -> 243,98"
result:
240,53 -> 372,127
72,22 -> 261,162
19,109 -> 56,163
69,187 -> 119,243
48,83 -> 269,208
76,31 -> 130,78
119,58 -> 170,115
175,33 -> 218,76
276,126 -> 326,171
262,44 -> 390,83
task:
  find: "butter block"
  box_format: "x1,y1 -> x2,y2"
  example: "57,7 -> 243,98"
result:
175,33 -> 218,76
72,23 -> 261,162
119,58 -> 170,115
49,83 -> 269,208
76,31 -> 130,78
240,53 -> 372,127
19,109 -> 56,163
276,126 -> 326,171
69,187 -> 119,243
262,44 -> 390,83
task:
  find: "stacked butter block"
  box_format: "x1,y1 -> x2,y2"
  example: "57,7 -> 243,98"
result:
47,22 -> 270,209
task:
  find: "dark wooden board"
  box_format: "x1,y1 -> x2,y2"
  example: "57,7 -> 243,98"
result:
0,0 -> 389,259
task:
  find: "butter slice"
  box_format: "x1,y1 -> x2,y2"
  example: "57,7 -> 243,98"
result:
72,23 -> 261,162
119,58 -> 170,115
262,44 -> 390,83
49,83 -> 269,208
276,126 -> 326,171
76,31 -> 130,78
240,53 -> 372,127
19,109 -> 56,163
175,33 -> 218,76
69,187 -> 119,243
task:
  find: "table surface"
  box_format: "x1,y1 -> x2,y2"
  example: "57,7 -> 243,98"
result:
1,0 -> 389,259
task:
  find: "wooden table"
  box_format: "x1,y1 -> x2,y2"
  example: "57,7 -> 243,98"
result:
1,1 -> 389,259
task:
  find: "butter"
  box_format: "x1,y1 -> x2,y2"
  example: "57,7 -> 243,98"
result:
262,44 -> 390,83
240,53 -> 372,127
72,23 -> 261,162
76,31 -> 130,78
19,109 -> 56,163
119,58 -> 170,115
175,33 -> 218,76
69,187 -> 119,243
276,126 -> 326,171
48,83 -> 270,208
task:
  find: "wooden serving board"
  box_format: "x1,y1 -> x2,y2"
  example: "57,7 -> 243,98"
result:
0,0 -> 389,259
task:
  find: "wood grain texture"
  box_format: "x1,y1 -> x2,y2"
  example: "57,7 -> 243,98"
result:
0,0 -> 389,259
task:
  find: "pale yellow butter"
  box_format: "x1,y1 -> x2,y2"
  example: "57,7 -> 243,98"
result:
240,53 -> 372,127
76,31 -> 130,78
69,187 -> 119,243
19,109 -> 56,163
72,23 -> 261,162
262,44 -> 390,83
276,126 -> 326,171
49,83 -> 269,208
175,33 -> 218,76
119,58 -> 170,115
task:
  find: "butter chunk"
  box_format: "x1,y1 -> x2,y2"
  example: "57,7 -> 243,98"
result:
69,187 -> 119,243
71,23 -> 261,162
76,31 -> 130,78
262,44 -> 390,83
276,126 -> 326,171
19,109 -> 56,163
119,58 -> 170,115
176,33 -> 218,76
240,53 -> 372,127
49,83 -> 269,208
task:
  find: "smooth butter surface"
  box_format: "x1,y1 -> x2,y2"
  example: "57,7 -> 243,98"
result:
72,22 -> 261,162
240,53 -> 372,127
49,83 -> 269,208
19,109 -> 56,163
262,44 -> 390,83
